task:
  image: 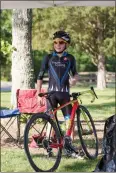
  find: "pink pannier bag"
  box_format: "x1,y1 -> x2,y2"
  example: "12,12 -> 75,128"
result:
16,88 -> 47,113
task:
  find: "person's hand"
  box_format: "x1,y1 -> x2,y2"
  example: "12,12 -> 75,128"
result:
69,77 -> 77,86
38,95 -> 45,106
38,95 -> 43,106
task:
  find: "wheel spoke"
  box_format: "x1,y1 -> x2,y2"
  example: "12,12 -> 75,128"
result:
24,113 -> 62,172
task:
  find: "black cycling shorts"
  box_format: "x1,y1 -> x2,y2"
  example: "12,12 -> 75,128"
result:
47,91 -> 72,119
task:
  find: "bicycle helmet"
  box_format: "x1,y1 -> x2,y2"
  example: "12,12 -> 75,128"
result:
53,31 -> 71,44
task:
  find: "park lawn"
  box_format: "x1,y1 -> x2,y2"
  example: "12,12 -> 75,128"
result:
1,92 -> 11,109
1,147 -> 99,172
1,86 -> 114,172
1,86 -> 115,120
71,86 -> 115,120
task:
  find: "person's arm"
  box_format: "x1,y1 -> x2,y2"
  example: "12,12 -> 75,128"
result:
37,55 -> 49,90
37,79 -> 43,94
69,56 -> 78,86
37,79 -> 43,105
73,74 -> 78,82
69,74 -> 78,86
37,55 -> 49,104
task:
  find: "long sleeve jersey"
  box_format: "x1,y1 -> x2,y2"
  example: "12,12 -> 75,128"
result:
37,51 -> 78,93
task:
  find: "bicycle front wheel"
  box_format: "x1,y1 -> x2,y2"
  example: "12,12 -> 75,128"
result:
77,105 -> 98,159
24,113 -> 62,172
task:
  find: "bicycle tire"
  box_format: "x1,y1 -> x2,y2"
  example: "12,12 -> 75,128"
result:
77,105 -> 98,159
24,113 -> 62,172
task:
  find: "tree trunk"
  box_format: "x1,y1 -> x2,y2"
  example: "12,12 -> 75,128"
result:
97,54 -> 106,90
11,9 -> 35,107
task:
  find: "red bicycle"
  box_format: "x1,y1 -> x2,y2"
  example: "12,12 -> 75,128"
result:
24,87 -> 98,172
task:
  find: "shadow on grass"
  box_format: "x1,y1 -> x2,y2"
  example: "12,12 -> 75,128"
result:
86,101 -> 115,110
61,158 -> 99,172
1,90 -> 11,93
96,95 -> 115,99
59,157 -> 100,172
1,137 -> 17,144
0,107 -> 10,110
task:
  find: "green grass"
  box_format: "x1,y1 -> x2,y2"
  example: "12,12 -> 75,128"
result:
1,147 -> 100,172
1,148 -> 34,172
70,87 -> 115,120
57,157 -> 99,172
1,87 -> 115,120
1,92 -> 11,109
1,86 -> 115,172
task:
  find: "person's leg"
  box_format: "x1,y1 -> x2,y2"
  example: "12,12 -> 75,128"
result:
57,92 -> 85,158
46,93 -> 58,138
57,92 -> 72,133
58,93 -> 76,140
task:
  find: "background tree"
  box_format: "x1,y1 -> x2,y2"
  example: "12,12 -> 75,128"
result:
1,7 -> 115,90
1,9 -> 12,80
11,9 -> 35,107
65,6 -> 115,89
32,7 -> 115,89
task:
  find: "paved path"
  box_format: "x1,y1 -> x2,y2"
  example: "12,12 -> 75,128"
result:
1,81 -> 12,92
1,81 -> 48,92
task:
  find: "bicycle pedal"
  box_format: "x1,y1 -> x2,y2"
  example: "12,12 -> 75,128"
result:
64,136 -> 78,154
70,145 -> 79,154
42,138 -> 51,149
78,150 -> 85,157
47,151 -> 53,157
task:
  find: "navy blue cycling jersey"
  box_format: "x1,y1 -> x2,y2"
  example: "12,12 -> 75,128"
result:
37,51 -> 78,92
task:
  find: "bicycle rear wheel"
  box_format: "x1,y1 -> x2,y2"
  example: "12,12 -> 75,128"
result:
24,113 -> 62,172
77,105 -> 98,159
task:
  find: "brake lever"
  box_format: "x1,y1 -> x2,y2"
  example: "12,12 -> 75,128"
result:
80,99 -> 82,104
90,86 -> 98,99
91,96 -> 95,103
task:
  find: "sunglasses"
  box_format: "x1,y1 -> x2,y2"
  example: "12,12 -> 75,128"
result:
54,41 -> 66,45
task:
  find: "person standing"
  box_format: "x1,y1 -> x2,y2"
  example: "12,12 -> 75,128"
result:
37,30 -> 78,131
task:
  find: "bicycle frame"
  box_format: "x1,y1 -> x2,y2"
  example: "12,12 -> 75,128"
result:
53,99 -> 79,137
43,87 -> 98,149
45,99 -> 80,150
48,88 -> 96,138
24,87 -> 98,172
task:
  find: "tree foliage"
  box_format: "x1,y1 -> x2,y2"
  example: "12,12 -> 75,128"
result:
1,10 -> 12,80
68,7 -> 115,65
32,6 -> 115,69
1,7 -> 115,81
32,7 -> 115,58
